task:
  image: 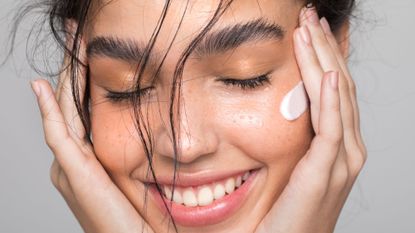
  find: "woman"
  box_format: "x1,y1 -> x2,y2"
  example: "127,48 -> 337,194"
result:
24,0 -> 366,232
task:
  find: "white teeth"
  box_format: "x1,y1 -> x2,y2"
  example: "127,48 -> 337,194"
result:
213,183 -> 226,199
183,188 -> 198,207
161,171 -> 252,206
225,178 -> 236,194
198,186 -> 214,206
235,176 -> 242,187
242,171 -> 250,181
164,186 -> 172,200
172,189 -> 183,204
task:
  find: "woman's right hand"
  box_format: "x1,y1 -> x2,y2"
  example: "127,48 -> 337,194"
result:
30,23 -> 153,233
255,6 -> 366,233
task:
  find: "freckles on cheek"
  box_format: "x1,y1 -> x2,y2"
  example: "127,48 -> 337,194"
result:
91,109 -> 144,174
224,111 -> 310,163
218,95 -> 311,163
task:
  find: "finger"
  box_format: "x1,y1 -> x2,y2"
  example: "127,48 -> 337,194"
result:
50,158 -> 62,189
56,20 -> 89,145
49,159 -> 93,231
55,20 -> 76,100
31,79 -> 87,175
57,55 -> 88,145
319,17 -> 366,152
299,7 -> 339,72
329,145 -> 349,192
293,25 -> 323,133
300,7 -> 358,157
307,71 -> 342,170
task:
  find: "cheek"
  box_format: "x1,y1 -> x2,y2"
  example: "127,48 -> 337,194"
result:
218,103 -> 312,164
213,71 -> 313,165
90,105 -> 145,176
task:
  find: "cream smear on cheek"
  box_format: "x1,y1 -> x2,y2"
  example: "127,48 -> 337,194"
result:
280,81 -> 309,121
226,81 -> 308,128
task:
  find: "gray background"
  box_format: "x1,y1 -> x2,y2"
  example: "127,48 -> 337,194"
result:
1,0 -> 414,232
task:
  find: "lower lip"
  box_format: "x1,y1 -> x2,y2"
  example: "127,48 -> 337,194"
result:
148,169 -> 259,227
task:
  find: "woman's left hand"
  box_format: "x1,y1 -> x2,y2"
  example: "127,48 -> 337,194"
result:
255,6 -> 367,233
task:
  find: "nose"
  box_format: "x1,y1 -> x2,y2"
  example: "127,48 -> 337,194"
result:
154,82 -> 219,164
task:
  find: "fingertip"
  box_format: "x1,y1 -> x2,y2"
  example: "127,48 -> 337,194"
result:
37,78 -> 55,93
30,80 -> 41,97
31,78 -> 54,98
320,17 -> 332,36
32,79 -> 59,116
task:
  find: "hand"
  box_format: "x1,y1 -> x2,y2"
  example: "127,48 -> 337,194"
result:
255,6 -> 367,233
30,21 -> 153,233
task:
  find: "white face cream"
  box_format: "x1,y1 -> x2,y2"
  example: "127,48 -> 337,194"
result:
280,81 -> 309,121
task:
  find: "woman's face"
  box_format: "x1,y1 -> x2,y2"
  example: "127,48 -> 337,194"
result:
87,0 -> 314,232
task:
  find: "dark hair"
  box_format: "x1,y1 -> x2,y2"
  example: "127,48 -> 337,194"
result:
6,0 -> 355,231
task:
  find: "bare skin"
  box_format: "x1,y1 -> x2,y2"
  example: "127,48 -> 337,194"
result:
30,1 -> 366,232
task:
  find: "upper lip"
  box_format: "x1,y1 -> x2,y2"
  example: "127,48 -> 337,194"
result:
141,168 -> 258,187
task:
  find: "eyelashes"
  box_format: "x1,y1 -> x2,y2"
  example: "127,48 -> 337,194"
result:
219,72 -> 271,90
105,86 -> 154,103
105,72 -> 272,103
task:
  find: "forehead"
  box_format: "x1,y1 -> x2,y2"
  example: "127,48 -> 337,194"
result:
87,0 -> 301,58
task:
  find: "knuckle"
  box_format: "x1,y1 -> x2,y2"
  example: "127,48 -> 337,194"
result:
320,131 -> 343,146
327,99 -> 341,113
332,163 -> 350,190
339,74 -> 350,91
79,143 -> 94,157
326,31 -> 336,42
50,165 -> 61,190
45,136 -> 55,149
50,172 -> 59,189
45,137 -> 59,151
45,131 -> 70,151
361,146 -> 368,162
314,33 -> 329,46
349,79 -> 357,96
321,94 -> 340,112
40,95 -> 57,117
292,159 -> 330,197
348,147 -> 368,176
52,169 -> 71,194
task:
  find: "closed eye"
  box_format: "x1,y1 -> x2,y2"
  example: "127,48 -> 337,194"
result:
105,86 -> 154,103
105,71 -> 272,103
218,72 -> 272,90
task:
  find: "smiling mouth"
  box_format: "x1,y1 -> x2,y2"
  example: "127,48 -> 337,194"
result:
161,170 -> 251,207
147,168 -> 260,227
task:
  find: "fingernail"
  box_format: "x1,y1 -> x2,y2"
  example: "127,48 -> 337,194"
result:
299,26 -> 311,45
305,6 -> 319,25
320,17 -> 332,35
31,80 -> 41,97
329,71 -> 339,89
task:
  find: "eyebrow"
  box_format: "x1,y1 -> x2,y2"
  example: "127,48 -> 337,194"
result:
86,18 -> 285,63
